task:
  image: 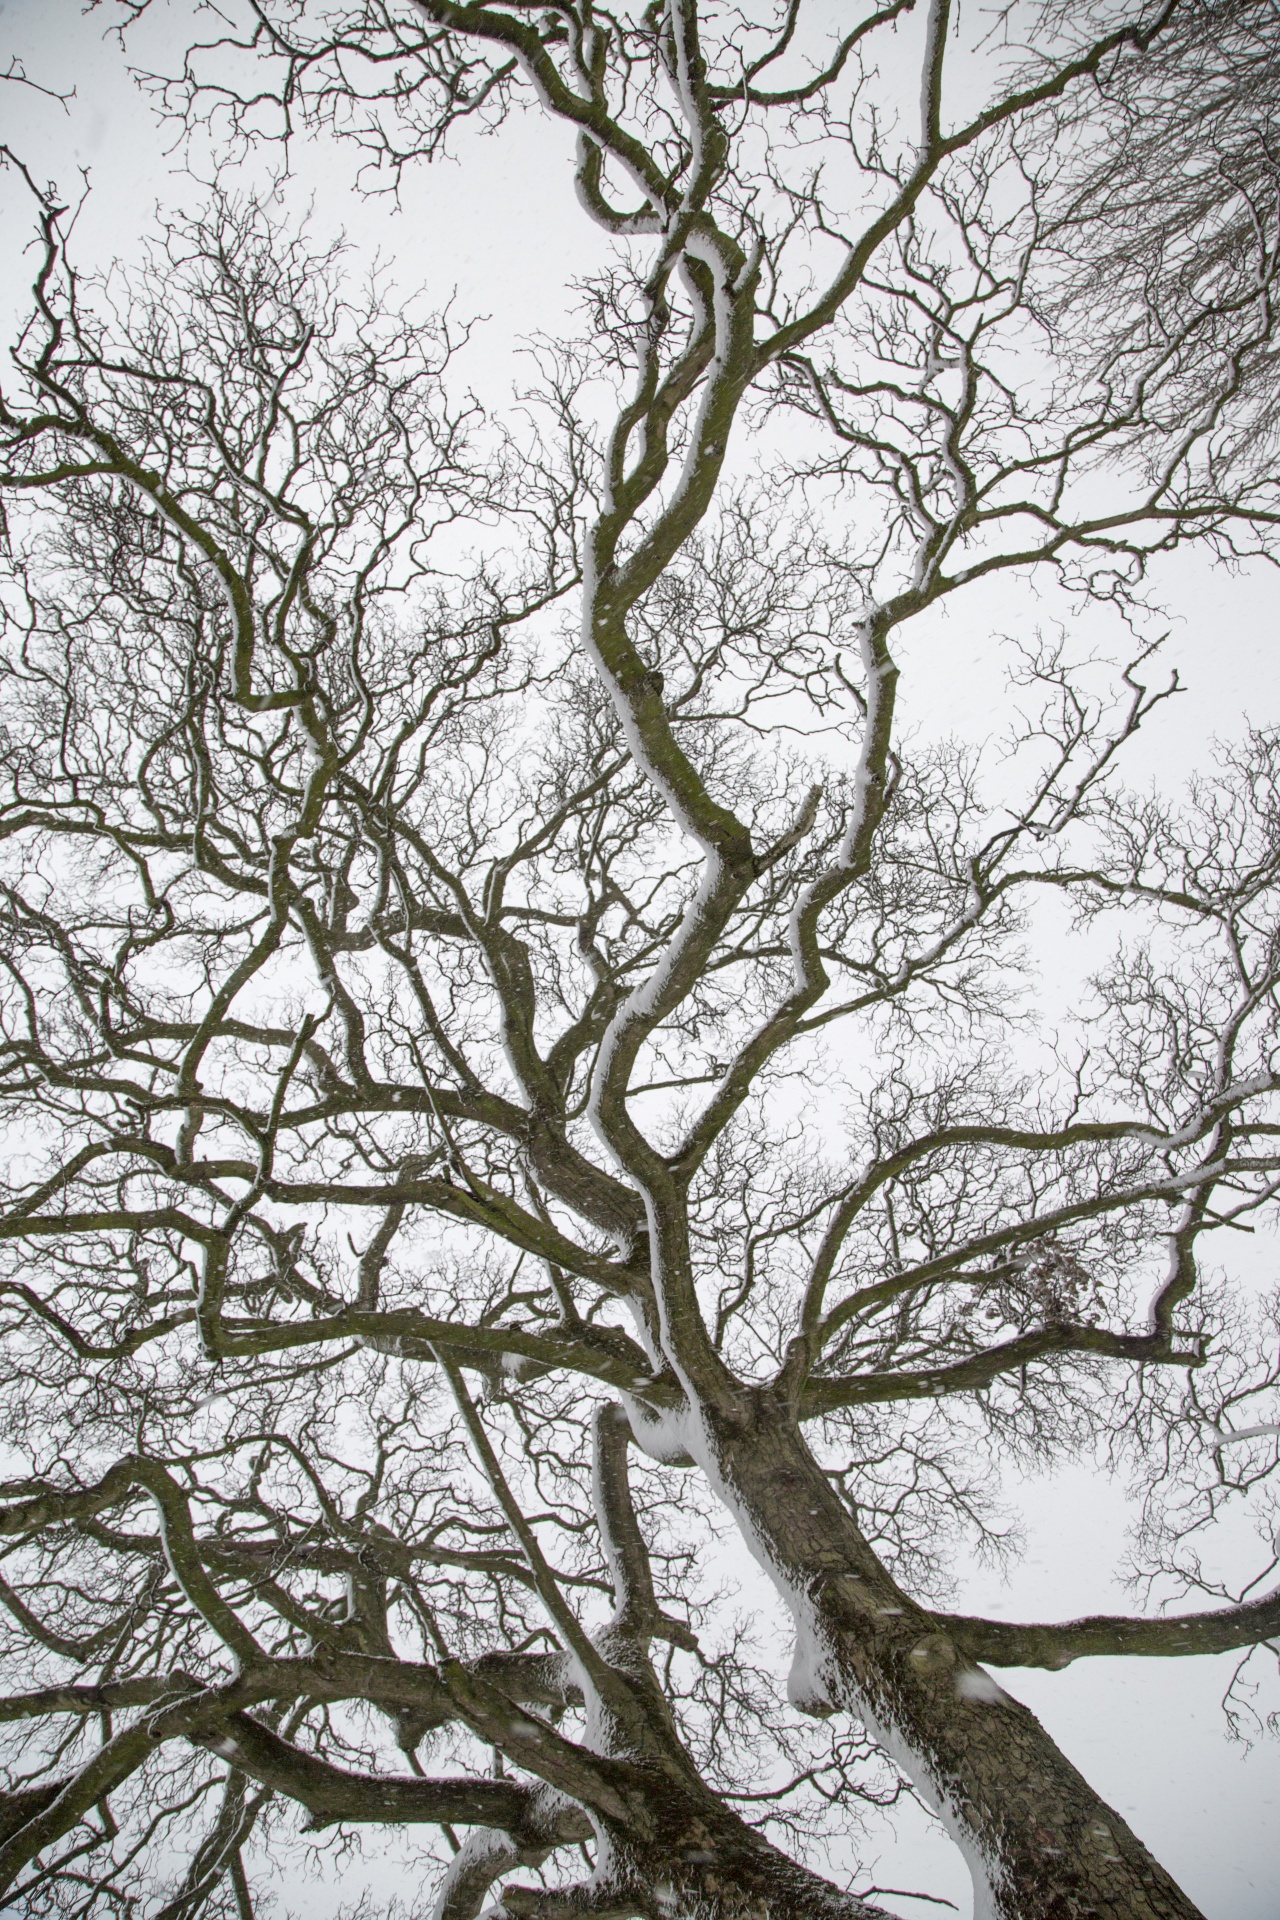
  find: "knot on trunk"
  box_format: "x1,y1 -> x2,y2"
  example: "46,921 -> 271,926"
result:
907,1633 -> 957,1677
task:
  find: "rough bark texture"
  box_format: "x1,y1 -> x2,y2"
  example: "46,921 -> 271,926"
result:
691,1397 -> 1206,1920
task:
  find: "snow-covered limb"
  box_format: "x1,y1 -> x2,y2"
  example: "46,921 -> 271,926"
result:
438,1829 -> 527,1920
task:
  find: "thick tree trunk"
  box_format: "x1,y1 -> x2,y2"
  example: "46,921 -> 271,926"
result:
658,1390 -> 1205,1920
593,1774 -> 899,1920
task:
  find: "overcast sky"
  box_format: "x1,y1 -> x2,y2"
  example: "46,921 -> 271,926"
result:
1,4 -> 1278,1915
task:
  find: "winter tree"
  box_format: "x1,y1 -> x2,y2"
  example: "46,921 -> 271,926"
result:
1,2 -> 1279,1917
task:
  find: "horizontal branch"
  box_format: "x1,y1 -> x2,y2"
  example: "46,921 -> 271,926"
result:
0,1676 -> 180,1724
197,1713 -> 592,1840
801,1320 -> 1197,1415
938,1588 -> 1280,1669
212,1305 -> 676,1401
0,1648 -> 580,1729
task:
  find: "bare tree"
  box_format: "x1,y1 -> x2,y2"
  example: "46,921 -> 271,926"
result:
1,4 -> 1279,1918
1034,0 -> 1280,477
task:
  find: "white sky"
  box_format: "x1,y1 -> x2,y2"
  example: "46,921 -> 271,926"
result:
1,3 -> 1278,1916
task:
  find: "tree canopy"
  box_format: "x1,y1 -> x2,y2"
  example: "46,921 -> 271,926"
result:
0,3 -> 1278,1918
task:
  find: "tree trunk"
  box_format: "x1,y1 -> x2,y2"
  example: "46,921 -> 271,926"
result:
656,1390 -> 1205,1920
